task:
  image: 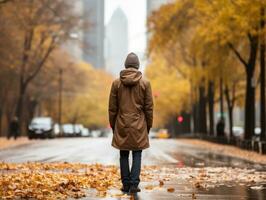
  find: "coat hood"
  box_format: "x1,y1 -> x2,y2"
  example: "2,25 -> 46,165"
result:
124,52 -> 140,69
120,68 -> 142,86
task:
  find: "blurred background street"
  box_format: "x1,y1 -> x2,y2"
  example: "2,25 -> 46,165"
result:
0,0 -> 265,148
1,0 -> 266,199
1,137 -> 266,199
0,137 -> 263,167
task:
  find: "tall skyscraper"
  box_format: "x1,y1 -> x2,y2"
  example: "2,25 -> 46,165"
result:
146,0 -> 172,54
105,7 -> 128,77
83,0 -> 105,68
63,0 -> 83,61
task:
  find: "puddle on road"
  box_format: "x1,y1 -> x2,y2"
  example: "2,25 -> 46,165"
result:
169,150 -> 266,170
159,151 -> 266,200
203,184 -> 266,200
77,182 -> 266,200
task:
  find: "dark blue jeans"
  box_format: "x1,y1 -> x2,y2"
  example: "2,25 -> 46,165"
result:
120,150 -> 142,187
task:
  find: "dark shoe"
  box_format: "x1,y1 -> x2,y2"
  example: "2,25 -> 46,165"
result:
129,186 -> 141,193
121,185 -> 130,193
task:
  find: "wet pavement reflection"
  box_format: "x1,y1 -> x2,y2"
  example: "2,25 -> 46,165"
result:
0,138 -> 265,199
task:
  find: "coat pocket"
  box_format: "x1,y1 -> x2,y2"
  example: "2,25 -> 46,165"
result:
119,113 -> 140,128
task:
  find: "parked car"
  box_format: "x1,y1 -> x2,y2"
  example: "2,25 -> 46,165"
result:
73,124 -> 83,137
62,124 -> 84,137
91,130 -> 101,138
62,124 -> 75,137
81,127 -> 90,137
157,129 -> 170,139
149,129 -> 157,138
253,127 -> 261,140
232,126 -> 244,139
255,127 -> 261,136
232,126 -> 261,139
28,117 -> 54,139
100,128 -> 112,137
54,123 -> 59,136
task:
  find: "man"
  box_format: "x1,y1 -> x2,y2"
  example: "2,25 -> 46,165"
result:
8,117 -> 19,140
216,116 -> 225,137
108,52 -> 153,193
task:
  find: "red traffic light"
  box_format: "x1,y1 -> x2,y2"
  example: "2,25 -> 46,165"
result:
177,116 -> 183,123
154,91 -> 160,98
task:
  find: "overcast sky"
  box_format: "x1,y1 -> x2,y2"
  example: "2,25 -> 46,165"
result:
105,0 -> 147,55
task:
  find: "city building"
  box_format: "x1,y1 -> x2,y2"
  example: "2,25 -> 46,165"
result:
146,0 -> 172,65
105,7 -> 128,77
63,0 -> 83,61
82,0 -> 105,69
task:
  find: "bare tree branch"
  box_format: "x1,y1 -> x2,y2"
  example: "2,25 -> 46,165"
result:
228,42 -> 248,67
24,36 -> 57,87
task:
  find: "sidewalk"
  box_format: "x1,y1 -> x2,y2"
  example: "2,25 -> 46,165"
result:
0,137 -> 32,150
0,138 -> 266,199
0,162 -> 265,199
177,138 -> 266,165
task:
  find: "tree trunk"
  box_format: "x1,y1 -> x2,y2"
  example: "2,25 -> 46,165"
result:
229,35 -> 258,140
225,85 -> 233,139
16,83 -> 27,135
219,77 -> 224,118
244,70 -> 256,140
228,35 -> 258,140
228,107 -> 233,139
208,81 -> 215,135
260,7 -> 265,140
167,116 -> 176,136
190,80 -> 194,134
0,109 -> 2,137
193,102 -> 199,133
0,86 -> 9,137
198,85 -> 207,134
192,86 -> 199,134
244,35 -> 258,140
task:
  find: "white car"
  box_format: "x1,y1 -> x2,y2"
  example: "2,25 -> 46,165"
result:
62,124 -> 84,137
255,127 -> 261,136
53,123 -> 61,137
232,126 -> 244,138
81,128 -> 90,137
73,124 -> 83,137
149,129 -> 157,138
62,124 -> 75,137
233,126 -> 261,139
91,130 -> 101,138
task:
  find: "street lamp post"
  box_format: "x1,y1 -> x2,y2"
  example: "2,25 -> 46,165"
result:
58,68 -> 63,136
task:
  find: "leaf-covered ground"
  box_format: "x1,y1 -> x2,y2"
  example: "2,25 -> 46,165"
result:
0,162 -> 266,199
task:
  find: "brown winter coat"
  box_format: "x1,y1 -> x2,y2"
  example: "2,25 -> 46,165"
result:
108,67 -> 153,151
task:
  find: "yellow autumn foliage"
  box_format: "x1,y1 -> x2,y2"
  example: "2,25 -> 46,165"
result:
147,0 -> 261,124
62,61 -> 113,128
145,54 -> 190,127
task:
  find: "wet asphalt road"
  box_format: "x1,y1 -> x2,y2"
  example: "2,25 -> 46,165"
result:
0,138 -> 266,200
